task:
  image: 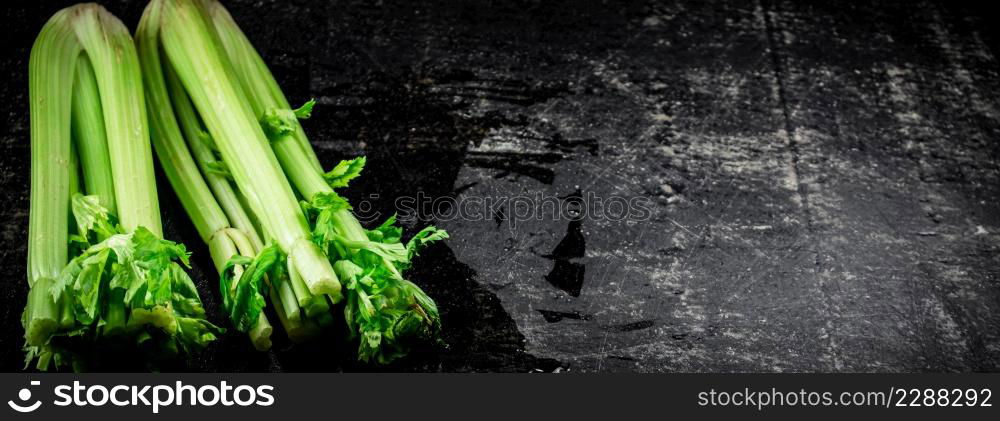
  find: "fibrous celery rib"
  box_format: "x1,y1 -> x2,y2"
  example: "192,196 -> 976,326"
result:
137,0 -> 274,350
137,0 -> 451,363
24,3 -> 220,371
205,0 -> 449,363
151,0 -> 341,300
137,0 -> 339,349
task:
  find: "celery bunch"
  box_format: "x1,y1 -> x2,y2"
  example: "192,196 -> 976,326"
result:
138,0 -> 447,363
23,3 -> 221,371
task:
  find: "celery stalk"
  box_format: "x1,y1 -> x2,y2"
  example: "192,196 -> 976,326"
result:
201,0 -> 448,363
206,0 -> 322,174
24,3 -> 221,370
25,6 -> 80,351
71,5 -> 160,235
27,6 -> 78,290
163,62 -> 264,251
71,55 -> 116,211
149,0 -> 340,298
138,5 -> 274,349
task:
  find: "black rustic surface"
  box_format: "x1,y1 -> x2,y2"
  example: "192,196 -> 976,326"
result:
1,0 -> 999,372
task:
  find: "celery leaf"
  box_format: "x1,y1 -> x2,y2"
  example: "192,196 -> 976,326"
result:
322,156 -> 366,188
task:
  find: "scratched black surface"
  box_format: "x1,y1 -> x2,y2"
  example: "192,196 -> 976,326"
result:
1,0 -> 999,372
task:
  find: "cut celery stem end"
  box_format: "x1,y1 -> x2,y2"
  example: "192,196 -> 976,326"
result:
289,239 -> 342,300
34,350 -> 54,372
24,277 -> 60,347
249,313 -> 272,351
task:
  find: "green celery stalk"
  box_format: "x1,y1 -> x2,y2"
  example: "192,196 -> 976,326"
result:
70,56 -> 125,338
71,55 -> 115,211
163,59 -> 264,251
204,2 -> 357,224
201,1 -> 373,249
71,4 -> 160,235
203,2 -> 385,296
25,3 -> 222,370
137,5 -> 274,349
26,9 -> 79,341
205,0 -> 322,174
203,0 -> 446,363
137,16 -> 228,246
148,0 -> 341,300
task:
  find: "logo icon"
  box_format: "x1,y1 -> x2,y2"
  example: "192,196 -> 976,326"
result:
8,381 -> 42,413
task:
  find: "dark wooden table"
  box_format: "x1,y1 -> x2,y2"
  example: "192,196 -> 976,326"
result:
1,0 -> 998,372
